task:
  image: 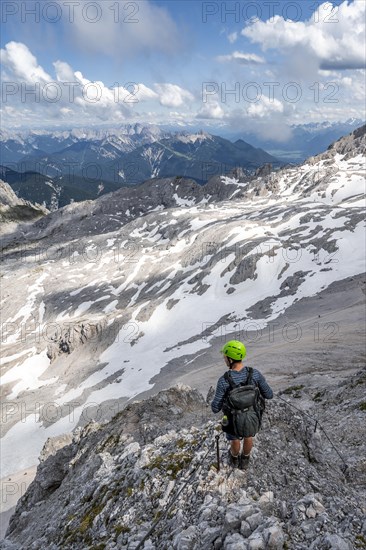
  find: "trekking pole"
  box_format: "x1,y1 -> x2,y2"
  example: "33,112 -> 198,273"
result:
215,434 -> 220,471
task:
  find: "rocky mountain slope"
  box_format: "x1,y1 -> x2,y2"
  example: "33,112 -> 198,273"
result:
0,165 -> 121,211
0,125 -> 365,537
2,366 -> 366,549
0,179 -> 48,234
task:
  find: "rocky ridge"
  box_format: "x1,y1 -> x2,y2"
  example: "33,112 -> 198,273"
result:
2,366 -> 366,550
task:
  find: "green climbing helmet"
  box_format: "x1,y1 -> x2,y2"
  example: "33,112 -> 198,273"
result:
221,340 -> 246,361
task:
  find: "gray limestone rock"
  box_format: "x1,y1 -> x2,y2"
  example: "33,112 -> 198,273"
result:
173,526 -> 198,550
263,523 -> 285,549
224,532 -> 248,550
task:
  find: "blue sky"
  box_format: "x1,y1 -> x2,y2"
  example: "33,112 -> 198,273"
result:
1,0 -> 365,136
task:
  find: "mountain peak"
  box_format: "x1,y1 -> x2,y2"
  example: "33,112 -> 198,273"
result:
325,123 -> 365,156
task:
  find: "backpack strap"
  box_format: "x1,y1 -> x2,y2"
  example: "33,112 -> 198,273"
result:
246,367 -> 254,386
225,367 -> 254,389
224,370 -> 237,390
238,366 -> 254,387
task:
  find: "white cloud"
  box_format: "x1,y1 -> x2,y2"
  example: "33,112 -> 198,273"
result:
242,1 -> 366,71
135,84 -> 159,101
246,96 -> 284,118
0,42 -> 195,125
216,51 -> 266,65
57,0 -> 181,58
154,84 -> 194,108
338,70 -> 366,102
0,42 -> 51,83
53,60 -> 75,82
225,106 -> 294,142
196,102 -> 225,119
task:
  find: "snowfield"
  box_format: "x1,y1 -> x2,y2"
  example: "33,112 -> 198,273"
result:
0,127 -> 365,477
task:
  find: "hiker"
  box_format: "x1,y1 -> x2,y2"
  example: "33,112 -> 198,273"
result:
211,340 -> 273,469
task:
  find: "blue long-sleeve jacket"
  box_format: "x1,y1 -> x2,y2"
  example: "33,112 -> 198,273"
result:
211,366 -> 273,413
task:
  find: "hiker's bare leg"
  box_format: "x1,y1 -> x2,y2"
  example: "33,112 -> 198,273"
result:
243,437 -> 253,456
231,440 -> 241,456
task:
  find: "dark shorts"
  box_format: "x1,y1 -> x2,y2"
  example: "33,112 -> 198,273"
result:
225,432 -> 241,441
225,432 -> 254,441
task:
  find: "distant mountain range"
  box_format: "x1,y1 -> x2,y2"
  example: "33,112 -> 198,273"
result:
0,126 -> 282,208
1,120 -> 363,209
0,127 -> 280,185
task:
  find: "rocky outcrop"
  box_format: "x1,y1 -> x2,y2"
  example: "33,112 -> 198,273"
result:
0,179 -> 48,233
2,369 -> 366,549
19,434 -> 75,509
326,124 -> 366,157
0,180 -> 22,208
47,320 -> 109,362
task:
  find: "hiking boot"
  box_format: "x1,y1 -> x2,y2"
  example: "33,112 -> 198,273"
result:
239,454 -> 250,470
228,451 -> 239,468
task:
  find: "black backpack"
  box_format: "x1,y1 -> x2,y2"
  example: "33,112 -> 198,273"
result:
222,367 -> 265,438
